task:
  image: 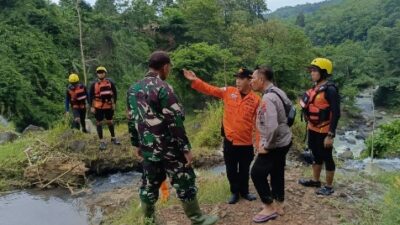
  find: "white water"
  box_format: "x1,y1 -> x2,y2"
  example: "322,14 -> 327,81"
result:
334,88 -> 400,172
0,115 -> 9,127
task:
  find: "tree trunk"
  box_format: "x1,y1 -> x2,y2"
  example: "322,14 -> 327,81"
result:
75,0 -> 87,85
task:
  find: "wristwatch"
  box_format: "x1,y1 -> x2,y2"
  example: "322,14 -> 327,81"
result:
327,132 -> 335,138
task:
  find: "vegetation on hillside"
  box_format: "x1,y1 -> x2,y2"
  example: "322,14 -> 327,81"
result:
0,0 -> 324,131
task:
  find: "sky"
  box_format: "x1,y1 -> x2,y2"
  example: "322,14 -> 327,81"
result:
50,0 -> 324,12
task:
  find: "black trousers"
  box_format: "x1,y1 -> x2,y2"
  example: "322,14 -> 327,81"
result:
72,108 -> 86,131
251,143 -> 291,204
308,130 -> 336,171
223,138 -> 254,195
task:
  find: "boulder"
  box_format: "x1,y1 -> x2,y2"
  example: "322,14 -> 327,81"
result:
336,129 -> 345,136
346,138 -> 357,145
85,119 -> 96,134
380,111 -> 387,115
393,114 -> 400,119
68,140 -> 86,152
22,125 -> 44,135
0,131 -> 19,145
355,133 -> 366,140
338,150 -> 354,160
60,130 -> 75,140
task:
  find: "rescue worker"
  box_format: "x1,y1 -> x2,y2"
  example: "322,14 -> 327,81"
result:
299,58 -> 341,196
249,66 -> 293,223
127,51 -> 218,225
89,66 -> 120,150
183,68 -> 260,204
65,73 -> 88,133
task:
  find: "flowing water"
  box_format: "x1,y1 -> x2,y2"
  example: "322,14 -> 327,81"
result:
334,88 -> 400,172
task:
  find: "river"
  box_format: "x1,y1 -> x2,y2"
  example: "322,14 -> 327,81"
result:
0,88 -> 399,225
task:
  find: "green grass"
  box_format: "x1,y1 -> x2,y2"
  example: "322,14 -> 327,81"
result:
187,102 -> 223,150
184,102 -> 224,158
106,172 -> 229,225
324,171 -> 400,225
0,136 -> 31,191
291,105 -> 307,153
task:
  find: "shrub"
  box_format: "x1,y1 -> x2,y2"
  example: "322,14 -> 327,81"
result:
364,119 -> 400,158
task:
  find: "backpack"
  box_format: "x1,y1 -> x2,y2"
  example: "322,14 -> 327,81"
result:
265,88 -> 296,127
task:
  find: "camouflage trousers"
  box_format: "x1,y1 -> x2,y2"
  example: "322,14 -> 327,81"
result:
139,153 -> 197,205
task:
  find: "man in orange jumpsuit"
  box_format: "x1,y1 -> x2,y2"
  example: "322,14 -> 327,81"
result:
183,68 -> 260,204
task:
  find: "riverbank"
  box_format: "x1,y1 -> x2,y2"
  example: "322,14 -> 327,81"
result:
0,122 -> 223,193
103,161 -> 400,225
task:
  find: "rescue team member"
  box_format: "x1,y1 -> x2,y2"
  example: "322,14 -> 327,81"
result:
127,51 -> 218,225
183,68 -> 259,204
249,67 -> 293,223
299,58 -> 340,196
65,73 -> 88,133
89,66 -> 120,150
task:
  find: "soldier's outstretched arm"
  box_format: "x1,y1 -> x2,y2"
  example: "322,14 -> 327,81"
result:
159,86 -> 191,152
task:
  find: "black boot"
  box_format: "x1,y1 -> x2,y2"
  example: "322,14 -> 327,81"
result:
228,193 -> 239,204
241,193 -> 257,201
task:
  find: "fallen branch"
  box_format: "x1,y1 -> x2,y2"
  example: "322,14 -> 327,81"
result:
24,147 -> 33,166
66,183 -> 90,196
36,138 -> 50,148
41,164 -> 80,189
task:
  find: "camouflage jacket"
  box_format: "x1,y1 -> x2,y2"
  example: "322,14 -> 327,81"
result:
127,72 -> 191,161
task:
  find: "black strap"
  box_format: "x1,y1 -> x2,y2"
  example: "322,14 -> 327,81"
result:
265,88 -> 288,114
308,82 -> 338,106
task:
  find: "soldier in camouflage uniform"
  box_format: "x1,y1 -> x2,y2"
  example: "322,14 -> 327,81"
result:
127,51 -> 218,225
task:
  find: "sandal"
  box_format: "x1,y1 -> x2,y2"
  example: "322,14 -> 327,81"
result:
252,212 -> 278,223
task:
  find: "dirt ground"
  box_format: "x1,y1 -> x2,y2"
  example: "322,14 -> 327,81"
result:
157,165 -> 352,225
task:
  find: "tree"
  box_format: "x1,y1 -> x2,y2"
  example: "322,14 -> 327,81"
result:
75,0 -> 88,85
94,0 -> 118,15
295,12 -> 305,27
180,0 -> 224,44
254,21 -> 313,97
170,43 -> 239,109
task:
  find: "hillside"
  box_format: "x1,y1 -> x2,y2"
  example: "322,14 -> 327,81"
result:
267,0 -> 343,19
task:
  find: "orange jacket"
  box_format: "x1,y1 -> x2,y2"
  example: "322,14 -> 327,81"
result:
191,78 -> 260,146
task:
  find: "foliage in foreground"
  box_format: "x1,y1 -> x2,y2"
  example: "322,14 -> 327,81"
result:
364,119 -> 400,158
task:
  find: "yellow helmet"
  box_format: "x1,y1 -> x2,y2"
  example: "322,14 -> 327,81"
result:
310,58 -> 333,75
68,73 -> 79,83
96,66 -> 107,73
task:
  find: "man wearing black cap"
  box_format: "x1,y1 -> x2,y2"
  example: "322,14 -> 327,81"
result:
183,68 -> 260,204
